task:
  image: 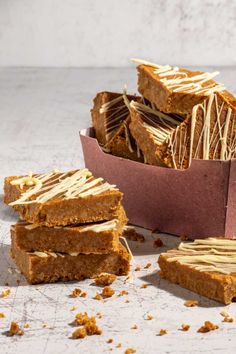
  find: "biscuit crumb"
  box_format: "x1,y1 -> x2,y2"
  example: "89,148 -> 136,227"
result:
94,273 -> 117,286
119,290 -> 129,296
159,329 -> 167,336
80,292 -> 87,298
131,324 -> 138,329
184,300 -> 198,307
116,343 -> 122,348
42,324 -> 47,328
96,312 -> 103,318
70,306 -> 77,311
153,238 -> 164,248
144,263 -> 151,269
197,321 -> 219,333
107,338 -> 113,343
70,288 -> 82,297
123,227 -> 145,243
7,321 -> 24,336
102,286 -> 115,298
181,324 -> 190,331
1,289 -> 11,298
71,314 -> 102,339
134,266 -> 141,272
74,312 -> 90,326
95,293 -> 103,300
220,310 -> 234,323
24,324 -> 30,329
146,314 -> 154,320
72,327 -> 87,339
125,299 -> 130,303
0,313 -> 5,318
125,348 -> 136,354
84,317 -> 102,335
140,283 -> 148,289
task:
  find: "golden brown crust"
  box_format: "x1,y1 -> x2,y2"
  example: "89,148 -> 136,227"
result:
158,253 -> 236,304
4,172 -> 124,226
11,234 -> 131,284
10,205 -> 127,254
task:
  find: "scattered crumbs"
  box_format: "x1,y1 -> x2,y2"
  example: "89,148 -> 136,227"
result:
24,324 -> 30,329
95,293 -> 103,301
144,263 -> 151,269
7,321 -> 24,336
42,324 -> 47,328
153,238 -> 164,248
94,273 -> 117,286
107,338 -> 113,343
134,266 -> 141,272
1,289 -> 11,298
102,286 -> 115,298
159,329 -> 167,336
116,343 -> 122,348
180,324 -> 190,331
180,235 -> 189,241
125,348 -> 136,354
197,321 -> 219,333
125,300 -> 130,303
131,324 -> 138,329
140,283 -> 148,289
119,290 -> 129,296
72,327 -> 87,339
220,310 -> 234,323
70,288 -> 86,298
184,300 -> 199,307
146,314 -> 154,320
71,314 -> 102,339
74,312 -> 90,326
84,317 -> 102,336
0,313 -> 5,318
123,227 -> 145,243
70,306 -> 77,312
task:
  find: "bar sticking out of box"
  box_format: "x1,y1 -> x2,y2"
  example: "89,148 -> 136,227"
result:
82,59 -> 236,239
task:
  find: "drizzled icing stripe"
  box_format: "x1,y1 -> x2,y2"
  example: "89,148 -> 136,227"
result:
169,93 -> 236,169
166,238 -> 236,274
9,169 -> 117,206
99,87 -> 130,142
130,100 -> 183,147
131,58 -> 225,95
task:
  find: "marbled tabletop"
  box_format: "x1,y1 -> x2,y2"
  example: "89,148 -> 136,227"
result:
0,67 -> 236,354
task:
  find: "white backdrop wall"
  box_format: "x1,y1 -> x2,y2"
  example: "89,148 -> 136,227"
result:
0,0 -> 235,67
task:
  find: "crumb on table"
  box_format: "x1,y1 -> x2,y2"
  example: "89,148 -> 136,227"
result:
0,313 -> 5,318
7,321 -> 24,336
125,348 -> 136,354
119,290 -> 129,296
144,263 -> 151,269
153,238 -> 164,248
94,273 -> 117,286
159,329 -> 167,336
123,227 -> 145,243
197,321 -> 219,333
181,324 -> 190,331
220,310 -> 234,323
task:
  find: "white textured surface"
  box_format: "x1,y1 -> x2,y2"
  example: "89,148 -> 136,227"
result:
0,67 -> 236,354
0,0 -> 236,67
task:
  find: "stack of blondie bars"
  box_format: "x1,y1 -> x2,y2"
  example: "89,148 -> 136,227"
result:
91,59 -> 236,169
4,169 -> 130,284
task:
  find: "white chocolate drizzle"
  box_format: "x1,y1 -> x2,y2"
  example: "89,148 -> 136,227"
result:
165,238 -> 236,274
9,169 -> 118,206
131,58 -> 225,95
167,93 -> 236,169
80,219 -> 119,233
130,100 -> 183,147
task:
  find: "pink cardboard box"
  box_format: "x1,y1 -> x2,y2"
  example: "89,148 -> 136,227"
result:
80,128 -> 236,239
